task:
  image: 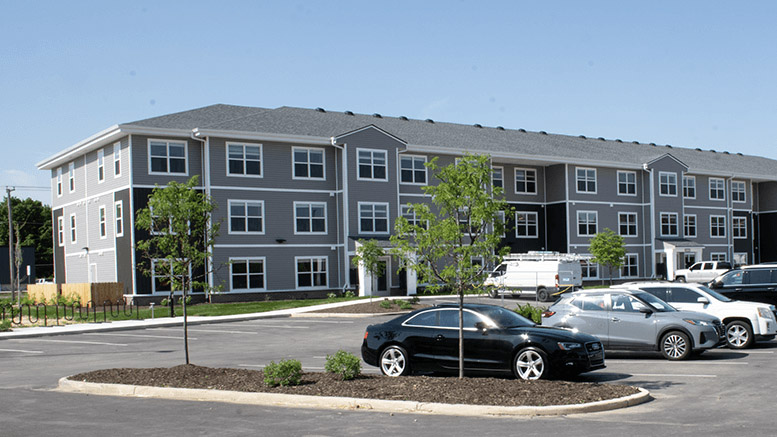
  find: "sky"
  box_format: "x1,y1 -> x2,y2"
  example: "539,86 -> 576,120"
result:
2,1 -> 777,205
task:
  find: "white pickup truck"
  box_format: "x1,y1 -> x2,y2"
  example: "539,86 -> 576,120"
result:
674,261 -> 732,283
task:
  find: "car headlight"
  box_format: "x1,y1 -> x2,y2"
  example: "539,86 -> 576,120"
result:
683,319 -> 710,326
557,342 -> 582,351
758,308 -> 774,319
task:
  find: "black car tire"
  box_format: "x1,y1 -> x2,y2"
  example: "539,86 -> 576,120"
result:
660,331 -> 691,360
537,287 -> 550,302
513,347 -> 549,380
489,288 -> 499,298
675,276 -> 686,283
379,345 -> 410,377
725,320 -> 754,349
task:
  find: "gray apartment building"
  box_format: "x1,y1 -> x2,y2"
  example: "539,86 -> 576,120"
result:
36,104 -> 777,301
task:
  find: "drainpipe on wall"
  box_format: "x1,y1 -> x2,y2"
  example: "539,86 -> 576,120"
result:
190,132 -> 213,296
331,137 -> 349,291
645,163 -> 657,279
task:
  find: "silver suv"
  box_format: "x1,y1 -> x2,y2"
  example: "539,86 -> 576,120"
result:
542,288 -> 725,360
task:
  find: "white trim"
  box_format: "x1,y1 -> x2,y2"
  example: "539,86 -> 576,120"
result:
225,141 -> 264,178
151,259 -> 192,294
214,243 -> 344,249
355,148 -> 389,182
616,170 -> 637,197
357,201 -> 390,235
514,211 -> 539,238
68,162 -> 75,193
69,213 -> 77,244
731,180 -> 747,203
575,167 -> 597,194
709,215 -> 727,238
128,134 -> 137,295
709,177 -> 726,201
227,199 -> 265,235
621,253 -> 639,278
209,185 -> 339,194
293,201 -> 328,235
56,167 -> 63,198
399,192 -> 433,198
659,212 -> 679,237
576,210 -> 598,237
514,167 -> 538,195
683,205 -> 731,211
294,256 -> 329,290
291,146 -> 326,180
618,212 -> 639,237
113,142 -> 122,178
98,205 -> 107,239
557,199 -> 650,207
399,154 -> 428,185
658,171 -> 678,197
491,165 -> 504,190
64,248 -> 115,258
683,213 -> 697,238
682,175 -> 696,199
54,184 -> 132,210
194,127 -> 331,146
114,200 -> 124,238
710,252 -> 728,262
147,139 -> 189,176
229,257 -> 267,291
57,216 -> 65,247
732,216 -> 748,239
97,149 -> 105,184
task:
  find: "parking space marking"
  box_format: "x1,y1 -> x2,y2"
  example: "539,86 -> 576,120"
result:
289,320 -> 355,324
86,332 -> 197,340
0,348 -> 44,354
630,373 -> 717,378
24,339 -> 128,346
147,327 -> 257,335
743,350 -> 774,354
607,359 -> 749,365
241,324 -> 310,329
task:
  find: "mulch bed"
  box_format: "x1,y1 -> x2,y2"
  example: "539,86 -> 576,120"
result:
72,365 -> 639,407
309,299 -> 431,314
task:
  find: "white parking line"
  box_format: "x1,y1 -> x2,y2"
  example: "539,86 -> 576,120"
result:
607,360 -> 749,365
630,373 -> 717,378
0,348 -> 44,354
147,327 -> 257,335
243,324 -> 310,329
290,320 -> 355,324
86,333 -> 196,340
24,339 -> 127,346
744,350 -> 775,354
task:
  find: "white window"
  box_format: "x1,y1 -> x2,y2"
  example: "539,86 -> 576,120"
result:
617,171 -> 636,196
709,178 -> 726,201
683,175 -> 696,199
515,168 -> 537,194
151,259 -> 191,293
113,143 -> 121,177
576,167 -> 596,193
732,181 -> 746,202
401,204 -> 426,229
115,201 -> 124,237
357,149 -> 387,181
150,207 -> 172,236
294,202 -> 327,234
710,215 -> 726,238
400,155 -> 426,184
229,200 -> 264,234
98,205 -> 107,239
710,253 -> 727,262
622,254 -> 638,277
684,214 -> 697,238
292,147 -> 325,180
732,216 -> 747,239
515,211 -> 538,238
149,140 -> 187,174
230,257 -> 266,291
56,168 -> 63,197
57,216 -> 64,247
659,172 -> 677,196
491,166 -> 503,189
296,257 -> 327,289
660,212 -> 678,236
577,211 -> 597,236
97,149 -> 105,183
581,259 -> 598,279
68,162 -> 75,192
227,142 -> 263,177
359,202 -> 389,234
69,213 -> 77,244
618,212 -> 638,237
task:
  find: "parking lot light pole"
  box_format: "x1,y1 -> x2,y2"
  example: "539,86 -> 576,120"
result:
6,186 -> 15,302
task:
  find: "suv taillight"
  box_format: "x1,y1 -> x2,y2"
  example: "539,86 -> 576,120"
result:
541,311 -> 555,318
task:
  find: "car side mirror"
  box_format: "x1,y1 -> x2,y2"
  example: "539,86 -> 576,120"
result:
639,307 -> 653,315
475,321 -> 489,332
697,297 -> 710,305
710,281 -> 722,289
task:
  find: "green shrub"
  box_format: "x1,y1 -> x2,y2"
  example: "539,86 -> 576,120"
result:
325,350 -> 361,380
515,303 -> 543,324
344,290 -> 356,298
263,359 -> 303,387
0,319 -> 11,332
398,300 -> 413,310
326,292 -> 338,300
379,299 -> 393,309
409,296 -> 420,304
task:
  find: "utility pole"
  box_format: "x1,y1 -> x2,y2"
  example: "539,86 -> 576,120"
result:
6,187 -> 15,302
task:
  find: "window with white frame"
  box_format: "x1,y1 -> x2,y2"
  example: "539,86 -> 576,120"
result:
710,215 -> 726,238
98,205 -> 107,238
659,172 -> 677,196
57,216 -> 64,247
710,253 -> 727,262
229,200 -> 264,234
622,254 -> 638,277
581,259 -> 598,279
732,216 -> 747,239
97,149 -> 105,183
576,167 -> 596,193
114,201 -> 124,237
577,211 -> 597,236
113,143 -> 121,177
230,258 -> 266,290
151,259 -> 191,293
491,166 -> 503,189
69,213 -> 77,244
150,207 -> 172,236
357,149 -> 387,180
731,181 -> 746,202
683,175 -> 696,199
618,212 -> 638,236
617,171 -> 636,196
709,178 -> 725,200
149,140 -> 187,174
227,143 -> 262,177
294,202 -> 327,234
515,168 -> 537,194
293,147 -> 325,179
400,155 -> 426,184
684,214 -> 697,238
660,212 -> 678,236
68,162 -> 75,192
56,168 -> 63,197
515,211 -> 538,238
296,257 -> 327,288
359,202 -> 389,234
401,204 -> 426,229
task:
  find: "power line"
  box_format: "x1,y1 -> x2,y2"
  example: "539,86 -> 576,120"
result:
2,185 -> 49,191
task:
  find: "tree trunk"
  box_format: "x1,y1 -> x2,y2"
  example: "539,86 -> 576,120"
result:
458,290 -> 464,379
183,283 -> 190,365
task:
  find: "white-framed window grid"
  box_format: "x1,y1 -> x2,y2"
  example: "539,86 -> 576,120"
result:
113,143 -> 121,177
227,142 -> 263,177
617,171 -> 637,196
358,202 -> 389,234
230,257 -> 266,291
56,167 -> 63,197
399,155 -> 427,185
515,211 -> 538,238
709,177 -> 726,201
57,216 -> 65,247
228,200 -> 265,234
69,213 -> 77,244
731,181 -> 746,203
295,256 -> 328,289
684,214 -> 697,238
683,175 -> 696,199
68,162 -> 75,192
98,205 -> 107,239
401,204 -> 427,230
515,168 -> 537,194
660,212 -> 679,237
732,216 -> 747,239
621,254 -> 639,278
577,211 -> 598,236
114,201 -> 124,237
357,148 -> 388,181
618,212 -> 638,237
148,139 -> 188,175
575,167 -> 597,194
710,215 -> 726,238
491,166 -> 503,190
294,202 -> 327,234
658,172 -> 678,196
97,149 -> 105,183
581,259 -> 598,279
710,252 -> 727,262
151,259 -> 192,293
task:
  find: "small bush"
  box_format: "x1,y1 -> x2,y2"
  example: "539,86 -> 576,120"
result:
325,350 -> 361,380
0,319 -> 11,332
264,359 -> 303,387
326,292 -> 338,300
379,299 -> 393,309
409,296 -> 420,304
344,290 -> 356,298
515,303 -> 543,324
398,300 -> 413,310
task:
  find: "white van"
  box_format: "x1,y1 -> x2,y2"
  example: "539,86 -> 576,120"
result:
483,252 -> 585,302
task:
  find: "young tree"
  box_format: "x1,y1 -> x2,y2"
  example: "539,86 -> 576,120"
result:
0,197 -> 54,280
135,176 -> 220,364
352,239 -> 386,301
589,228 -> 626,285
391,154 -> 510,378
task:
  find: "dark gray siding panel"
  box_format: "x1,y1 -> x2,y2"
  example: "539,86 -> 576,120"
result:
131,135 -> 203,186
545,203 -> 567,252
114,189 -> 133,295
545,165 -> 566,202
503,203 -> 546,253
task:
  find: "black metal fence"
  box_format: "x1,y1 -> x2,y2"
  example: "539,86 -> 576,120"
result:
0,300 -> 140,327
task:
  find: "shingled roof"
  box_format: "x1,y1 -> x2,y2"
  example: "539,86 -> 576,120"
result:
123,104 -> 777,180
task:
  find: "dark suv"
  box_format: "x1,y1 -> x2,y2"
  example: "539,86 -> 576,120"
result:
709,264 -> 777,306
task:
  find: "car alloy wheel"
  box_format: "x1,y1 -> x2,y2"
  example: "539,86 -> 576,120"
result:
514,348 -> 547,380
380,345 -> 409,377
661,331 -> 690,360
725,321 -> 753,349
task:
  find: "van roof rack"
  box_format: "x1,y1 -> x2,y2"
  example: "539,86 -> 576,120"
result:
502,251 -> 592,262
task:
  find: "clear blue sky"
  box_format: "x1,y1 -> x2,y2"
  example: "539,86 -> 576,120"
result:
3,1 -> 777,204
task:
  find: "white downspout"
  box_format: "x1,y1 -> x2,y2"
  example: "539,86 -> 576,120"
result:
331,137 -> 349,290
190,132 -> 213,295
646,164 -> 656,279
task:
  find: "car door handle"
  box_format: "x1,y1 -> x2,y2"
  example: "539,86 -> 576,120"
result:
435,335 -> 445,341
611,317 -> 620,322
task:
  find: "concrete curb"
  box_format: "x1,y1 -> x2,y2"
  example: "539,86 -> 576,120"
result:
56,377 -> 650,417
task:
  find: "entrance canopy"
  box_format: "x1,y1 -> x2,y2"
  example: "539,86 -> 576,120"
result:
353,240 -> 417,297
659,240 -> 705,281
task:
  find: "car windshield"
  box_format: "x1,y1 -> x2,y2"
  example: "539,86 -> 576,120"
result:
477,306 -> 535,328
696,285 -> 732,302
633,292 -> 676,312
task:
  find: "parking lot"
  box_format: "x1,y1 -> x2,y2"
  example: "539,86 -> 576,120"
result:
1,296 -> 776,436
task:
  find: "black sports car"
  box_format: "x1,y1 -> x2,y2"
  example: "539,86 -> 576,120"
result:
362,303 -> 605,380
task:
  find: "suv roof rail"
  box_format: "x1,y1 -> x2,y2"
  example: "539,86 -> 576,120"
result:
502,251 -> 592,262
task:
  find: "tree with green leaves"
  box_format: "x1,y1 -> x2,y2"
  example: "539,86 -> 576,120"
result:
589,228 -> 626,285
0,197 -> 53,281
352,239 -> 386,300
135,176 -> 220,364
390,154 -> 510,378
